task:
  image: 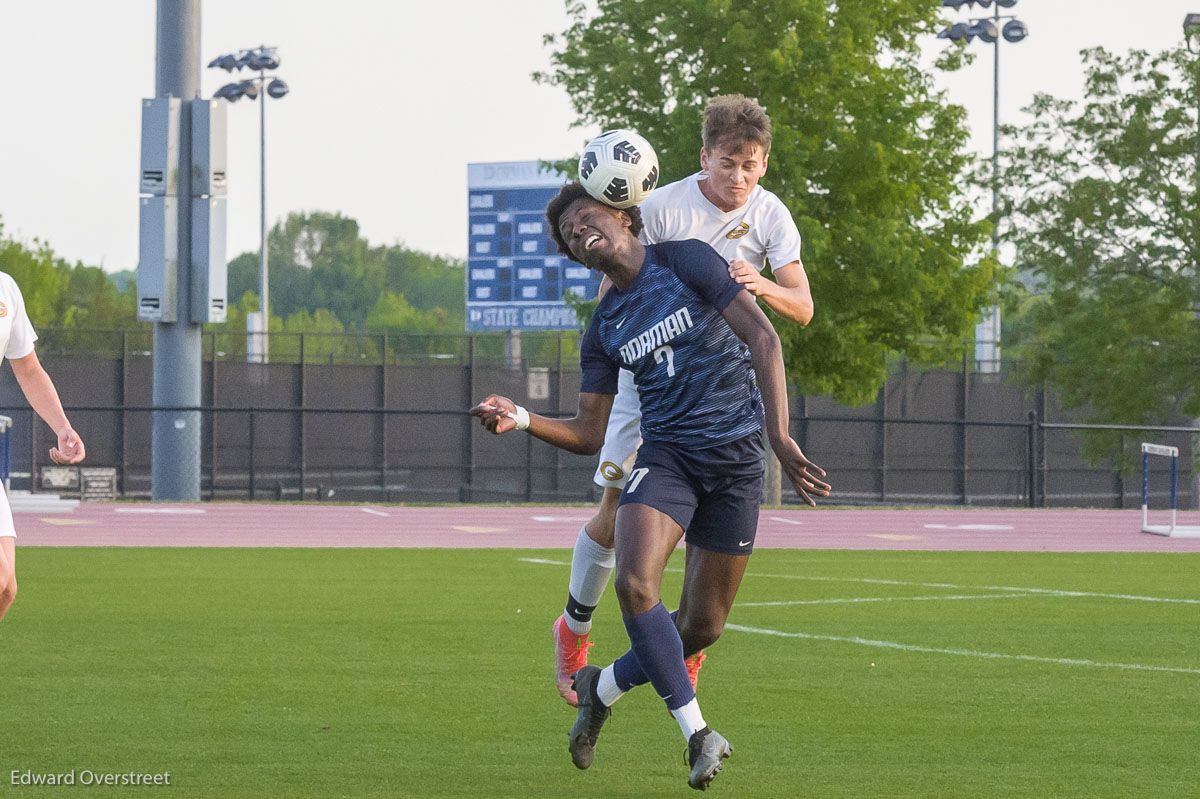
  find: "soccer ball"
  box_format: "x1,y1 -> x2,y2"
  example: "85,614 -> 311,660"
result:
578,129 -> 660,210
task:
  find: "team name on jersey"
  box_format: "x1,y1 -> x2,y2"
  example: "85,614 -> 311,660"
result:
618,306 -> 694,365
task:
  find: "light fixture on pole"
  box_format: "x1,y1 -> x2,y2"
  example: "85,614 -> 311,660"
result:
207,46 -> 289,364
1185,13 -> 1200,38
939,0 -> 1028,373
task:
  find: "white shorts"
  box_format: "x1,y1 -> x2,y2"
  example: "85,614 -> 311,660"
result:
0,484 -> 15,538
593,369 -> 643,489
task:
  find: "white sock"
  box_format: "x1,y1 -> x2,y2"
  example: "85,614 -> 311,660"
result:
671,699 -> 707,740
564,524 -> 615,636
596,665 -> 625,707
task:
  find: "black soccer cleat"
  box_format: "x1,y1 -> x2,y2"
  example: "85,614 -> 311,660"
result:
686,726 -> 732,790
566,665 -> 611,770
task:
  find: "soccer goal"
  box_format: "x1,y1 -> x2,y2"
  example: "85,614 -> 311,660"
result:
1141,443 -> 1200,538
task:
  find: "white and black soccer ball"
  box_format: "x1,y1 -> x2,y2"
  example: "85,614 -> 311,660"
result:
578,129 -> 660,210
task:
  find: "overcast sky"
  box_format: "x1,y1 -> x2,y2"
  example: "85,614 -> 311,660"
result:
1,1 -> 1198,272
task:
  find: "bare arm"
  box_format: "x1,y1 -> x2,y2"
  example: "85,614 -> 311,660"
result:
470,392 -> 615,456
728,260 -> 813,325
9,350 -> 86,464
720,292 -> 829,505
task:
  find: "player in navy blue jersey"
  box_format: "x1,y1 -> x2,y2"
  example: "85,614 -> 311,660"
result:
470,182 -> 830,790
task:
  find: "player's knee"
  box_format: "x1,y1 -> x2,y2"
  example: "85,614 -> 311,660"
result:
613,570 -> 658,616
586,513 -> 617,549
677,614 -> 723,652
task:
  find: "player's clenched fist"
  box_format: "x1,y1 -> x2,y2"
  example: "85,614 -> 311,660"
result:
50,425 -> 86,464
728,259 -> 765,295
470,395 -> 520,434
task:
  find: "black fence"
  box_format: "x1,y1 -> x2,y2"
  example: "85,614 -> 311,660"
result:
2,329 -> 1195,509
5,402 -> 1195,510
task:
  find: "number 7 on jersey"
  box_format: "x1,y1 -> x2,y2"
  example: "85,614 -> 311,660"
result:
653,344 -> 675,377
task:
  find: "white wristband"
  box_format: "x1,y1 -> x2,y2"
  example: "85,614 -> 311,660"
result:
509,405 -> 530,431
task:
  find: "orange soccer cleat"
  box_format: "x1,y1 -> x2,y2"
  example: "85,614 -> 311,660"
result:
553,614 -> 594,707
684,651 -> 707,692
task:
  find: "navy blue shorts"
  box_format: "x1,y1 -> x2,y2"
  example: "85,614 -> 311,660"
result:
618,431 -> 765,555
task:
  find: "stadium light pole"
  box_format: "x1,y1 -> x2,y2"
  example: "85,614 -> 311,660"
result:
939,0 -> 1028,373
1185,13 -> 1200,509
208,46 -> 289,364
147,0 -> 204,501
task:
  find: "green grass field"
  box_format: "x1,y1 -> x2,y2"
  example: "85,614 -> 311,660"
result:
3,547 -> 1199,797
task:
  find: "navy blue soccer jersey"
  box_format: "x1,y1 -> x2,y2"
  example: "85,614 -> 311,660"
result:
580,239 -> 764,448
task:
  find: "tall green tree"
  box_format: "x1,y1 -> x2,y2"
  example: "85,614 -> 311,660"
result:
0,220 -> 138,332
1000,44 -> 1200,443
382,247 -> 466,314
537,0 -> 996,404
228,212 -> 465,331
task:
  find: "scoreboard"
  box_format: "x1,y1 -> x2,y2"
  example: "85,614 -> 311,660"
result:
466,161 -> 602,331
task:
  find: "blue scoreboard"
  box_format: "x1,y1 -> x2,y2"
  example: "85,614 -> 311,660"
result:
466,161 -> 602,331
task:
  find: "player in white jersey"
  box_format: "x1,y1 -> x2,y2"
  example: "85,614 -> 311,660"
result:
552,95 -> 815,705
0,271 -> 86,622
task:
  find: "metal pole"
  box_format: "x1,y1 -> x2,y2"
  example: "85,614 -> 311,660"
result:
1193,39 -> 1200,509
1115,434 -> 1125,509
555,333 -> 563,496
380,333 -> 388,497
119,330 -> 128,496
1142,449 -> 1150,529
992,6 -> 1000,253
209,331 -> 217,499
987,4 -> 1003,372
259,61 -> 270,364
298,333 -> 306,499
151,0 -> 202,501
1026,411 -> 1037,508
461,336 -> 476,501
876,384 -> 887,502
248,408 -> 256,500
1038,387 -> 1047,507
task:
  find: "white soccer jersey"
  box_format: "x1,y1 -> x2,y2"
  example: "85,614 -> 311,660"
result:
0,271 -> 35,536
0,272 -> 38,364
592,173 -> 803,489
637,172 -> 802,271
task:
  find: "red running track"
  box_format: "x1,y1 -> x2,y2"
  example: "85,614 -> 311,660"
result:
12,503 -> 1200,552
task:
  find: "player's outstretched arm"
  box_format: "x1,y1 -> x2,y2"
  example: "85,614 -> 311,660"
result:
9,350 -> 85,465
470,392 -> 614,456
728,260 -> 813,326
721,291 -> 830,505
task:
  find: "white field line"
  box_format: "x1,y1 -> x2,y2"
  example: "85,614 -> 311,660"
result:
743,573 -> 1200,605
738,593 -> 1037,607
725,623 -> 1200,676
359,508 -> 390,517
516,559 -> 1200,605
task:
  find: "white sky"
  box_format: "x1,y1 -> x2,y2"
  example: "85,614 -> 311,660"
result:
0,1 -> 1197,272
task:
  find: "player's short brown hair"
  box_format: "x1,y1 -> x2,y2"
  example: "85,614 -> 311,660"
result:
545,181 -> 644,263
702,94 -> 772,157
